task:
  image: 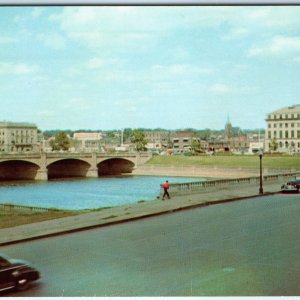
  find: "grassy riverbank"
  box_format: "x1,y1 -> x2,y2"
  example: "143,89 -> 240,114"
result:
146,155 -> 300,170
0,209 -> 81,229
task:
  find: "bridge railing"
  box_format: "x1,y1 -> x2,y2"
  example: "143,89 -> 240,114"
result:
161,172 -> 300,195
0,151 -> 151,159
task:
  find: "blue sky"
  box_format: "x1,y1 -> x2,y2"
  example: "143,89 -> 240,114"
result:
1,6 -> 300,131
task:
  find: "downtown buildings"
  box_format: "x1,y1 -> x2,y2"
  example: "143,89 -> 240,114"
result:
1,104 -> 300,154
265,104 -> 300,153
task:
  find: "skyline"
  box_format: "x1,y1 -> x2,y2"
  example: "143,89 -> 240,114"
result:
1,7 -> 300,131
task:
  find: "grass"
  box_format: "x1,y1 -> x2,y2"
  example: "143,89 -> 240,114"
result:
146,155 -> 300,169
0,209 -> 82,229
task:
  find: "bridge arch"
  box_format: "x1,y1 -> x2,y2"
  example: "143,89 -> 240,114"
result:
47,158 -> 91,179
97,158 -> 135,175
0,160 -> 40,181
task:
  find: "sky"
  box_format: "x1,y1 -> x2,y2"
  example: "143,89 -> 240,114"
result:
1,6 -> 300,131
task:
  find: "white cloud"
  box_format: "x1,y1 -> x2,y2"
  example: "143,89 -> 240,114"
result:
294,56 -> 300,63
85,57 -> 105,69
222,28 -> 250,40
0,36 -> 16,44
48,7 -> 232,51
247,7 -> 300,29
0,62 -> 40,75
248,35 -> 300,58
209,83 -> 231,95
63,97 -> 91,111
38,33 -> 66,50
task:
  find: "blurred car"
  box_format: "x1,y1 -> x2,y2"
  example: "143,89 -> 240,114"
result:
281,179 -> 300,193
0,253 -> 40,292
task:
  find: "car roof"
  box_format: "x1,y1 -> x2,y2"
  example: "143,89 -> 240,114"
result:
0,253 -> 11,260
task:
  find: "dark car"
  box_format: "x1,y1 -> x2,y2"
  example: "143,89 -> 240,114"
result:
281,179 -> 300,193
0,253 -> 40,292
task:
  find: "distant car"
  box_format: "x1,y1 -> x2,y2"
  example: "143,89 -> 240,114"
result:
0,253 -> 40,292
281,179 -> 300,193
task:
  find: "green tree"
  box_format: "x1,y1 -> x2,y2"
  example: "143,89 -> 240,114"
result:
50,131 -> 71,151
191,139 -> 202,153
270,137 -> 278,152
123,128 -> 133,143
130,130 -> 147,152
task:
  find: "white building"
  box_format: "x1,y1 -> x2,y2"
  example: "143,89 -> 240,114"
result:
248,141 -> 265,154
0,122 -> 38,153
265,105 -> 300,153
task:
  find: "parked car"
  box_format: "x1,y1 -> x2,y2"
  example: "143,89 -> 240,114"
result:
0,253 -> 40,292
281,179 -> 300,193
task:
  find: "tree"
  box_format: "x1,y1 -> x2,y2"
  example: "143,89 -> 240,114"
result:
130,130 -> 147,152
191,139 -> 202,153
50,131 -> 71,151
123,128 -> 133,143
270,137 -> 278,152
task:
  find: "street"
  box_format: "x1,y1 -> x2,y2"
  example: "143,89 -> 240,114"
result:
2,194 -> 300,296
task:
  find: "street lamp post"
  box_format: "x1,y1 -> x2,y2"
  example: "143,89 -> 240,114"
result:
259,149 -> 263,194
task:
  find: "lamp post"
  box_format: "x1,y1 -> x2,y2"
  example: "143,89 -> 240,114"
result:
259,149 -> 263,195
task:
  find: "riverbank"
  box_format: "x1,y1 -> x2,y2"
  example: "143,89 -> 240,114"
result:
145,154 -> 300,171
132,164 -> 294,178
0,176 -> 290,246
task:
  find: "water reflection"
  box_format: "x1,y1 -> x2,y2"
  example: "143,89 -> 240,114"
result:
0,176 -> 205,210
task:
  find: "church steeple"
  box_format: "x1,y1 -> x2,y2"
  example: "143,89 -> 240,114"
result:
225,115 -> 233,139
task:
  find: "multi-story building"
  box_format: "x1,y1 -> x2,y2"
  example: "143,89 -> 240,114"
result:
0,122 -> 38,153
144,130 -> 170,151
72,132 -> 104,152
265,105 -> 300,153
171,131 -> 198,152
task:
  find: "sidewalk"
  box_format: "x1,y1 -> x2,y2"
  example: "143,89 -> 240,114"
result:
0,180 -> 285,246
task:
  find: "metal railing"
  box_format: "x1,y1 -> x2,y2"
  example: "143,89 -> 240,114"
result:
161,172 -> 300,195
0,203 -> 59,212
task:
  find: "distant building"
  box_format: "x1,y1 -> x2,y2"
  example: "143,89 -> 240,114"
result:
223,119 -> 250,153
248,141 -> 264,154
227,135 -> 249,153
72,132 -> 103,152
73,132 -> 103,140
265,105 -> 300,153
0,122 -> 38,153
144,130 -> 170,151
171,131 -> 198,152
208,136 -> 229,152
224,116 -> 233,139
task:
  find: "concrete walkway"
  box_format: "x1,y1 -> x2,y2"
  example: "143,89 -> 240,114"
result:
0,179 -> 286,246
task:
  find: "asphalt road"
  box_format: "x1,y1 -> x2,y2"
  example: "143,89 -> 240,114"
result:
2,194 -> 300,296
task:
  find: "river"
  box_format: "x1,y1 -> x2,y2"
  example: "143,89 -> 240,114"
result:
0,176 -> 205,210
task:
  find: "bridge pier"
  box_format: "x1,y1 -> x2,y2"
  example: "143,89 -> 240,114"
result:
35,169 -> 48,181
86,168 -> 98,178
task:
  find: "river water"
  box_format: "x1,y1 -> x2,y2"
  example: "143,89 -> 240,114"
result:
0,176 -> 204,210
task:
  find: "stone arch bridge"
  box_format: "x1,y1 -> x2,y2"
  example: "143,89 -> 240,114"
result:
0,152 -> 152,181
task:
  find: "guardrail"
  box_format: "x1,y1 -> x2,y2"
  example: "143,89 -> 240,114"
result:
162,172 -> 300,195
0,203 -> 60,212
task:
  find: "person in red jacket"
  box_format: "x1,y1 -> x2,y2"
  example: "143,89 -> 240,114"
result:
162,180 -> 171,200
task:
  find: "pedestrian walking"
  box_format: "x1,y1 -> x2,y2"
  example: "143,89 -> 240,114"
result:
162,180 -> 171,200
